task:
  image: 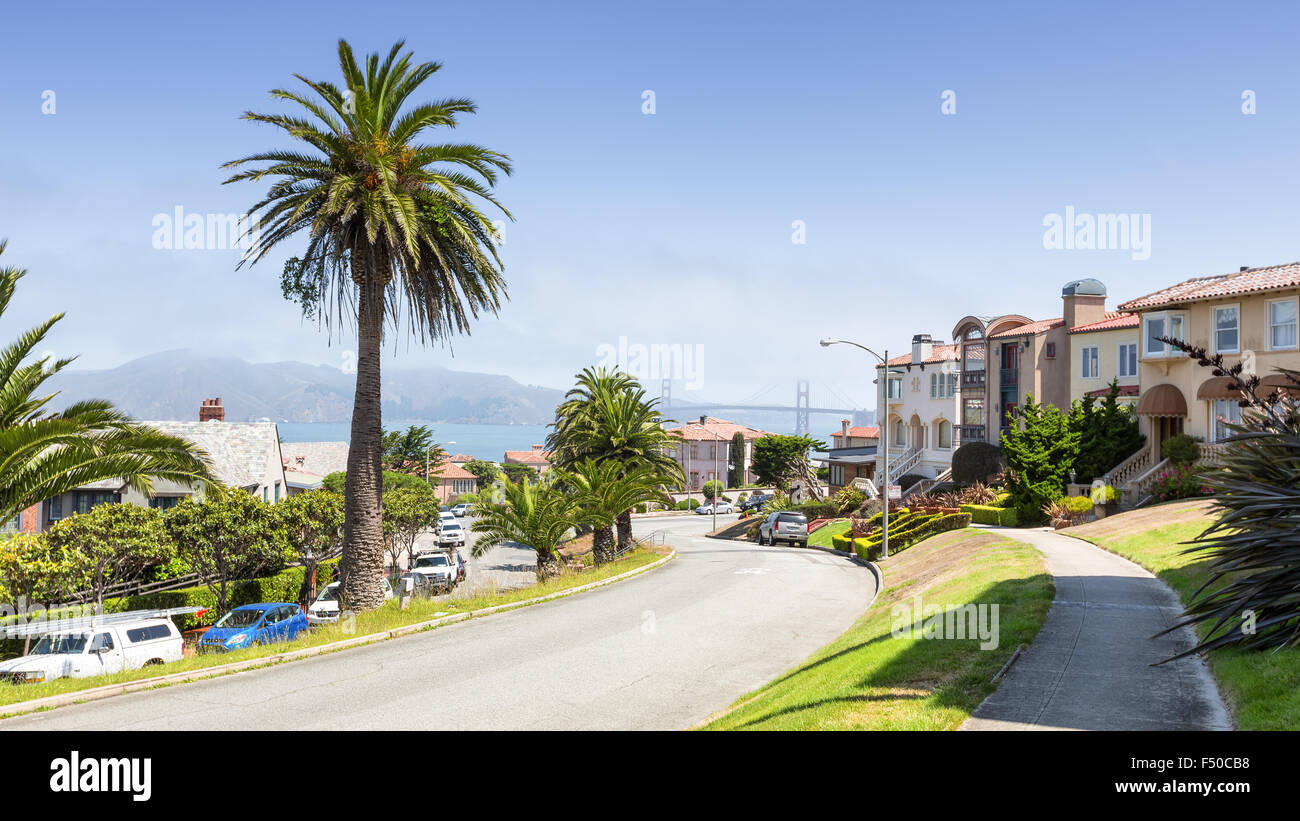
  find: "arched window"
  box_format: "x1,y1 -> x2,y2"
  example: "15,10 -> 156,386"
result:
937,420 -> 952,449
892,418 -> 906,448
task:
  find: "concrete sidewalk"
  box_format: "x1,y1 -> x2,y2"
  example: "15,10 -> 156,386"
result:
961,527 -> 1231,731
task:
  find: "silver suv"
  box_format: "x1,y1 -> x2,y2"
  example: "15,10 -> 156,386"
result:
758,511 -> 808,546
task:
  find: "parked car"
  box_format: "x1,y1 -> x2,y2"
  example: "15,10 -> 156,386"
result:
409,551 -> 457,593
740,493 -> 773,512
198,603 -> 308,653
450,503 -> 472,518
436,511 -> 458,531
0,616 -> 183,684
757,511 -> 809,546
306,579 -> 394,625
438,521 -> 466,547
695,500 -> 735,515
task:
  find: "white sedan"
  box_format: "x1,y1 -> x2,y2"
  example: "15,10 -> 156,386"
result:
307,579 -> 394,625
694,501 -> 735,515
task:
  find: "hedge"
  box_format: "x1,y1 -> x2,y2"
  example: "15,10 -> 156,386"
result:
831,512 -> 972,561
960,504 -> 1019,527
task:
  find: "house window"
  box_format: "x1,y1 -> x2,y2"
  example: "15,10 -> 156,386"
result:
0,512 -> 22,534
149,496 -> 181,511
46,495 -> 63,522
891,419 -> 906,448
1213,305 -> 1240,354
1270,298 -> 1298,350
274,482 -> 281,503
1118,343 -> 1138,378
830,464 -> 845,487
930,373 -> 938,398
948,372 -> 958,396
1213,399 -> 1243,443
963,398 -> 985,427
1045,342 -> 1056,359
886,375 -> 902,400
1144,312 -> 1186,358
937,420 -> 952,448
1081,346 -> 1099,379
75,491 -> 117,515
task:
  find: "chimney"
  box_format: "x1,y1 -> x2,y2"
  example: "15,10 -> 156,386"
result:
1240,266 -> 1250,272
840,419 -> 851,446
199,397 -> 225,422
699,415 -> 707,425
1061,278 -> 1108,329
911,334 -> 934,365
531,444 -> 544,453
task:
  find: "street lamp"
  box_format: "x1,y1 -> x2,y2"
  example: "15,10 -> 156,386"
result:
820,338 -> 891,559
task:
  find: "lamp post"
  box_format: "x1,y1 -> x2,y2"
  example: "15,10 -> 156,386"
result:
820,338 -> 891,559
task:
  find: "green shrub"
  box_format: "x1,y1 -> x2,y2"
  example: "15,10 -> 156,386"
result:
1065,495 -> 1093,514
959,504 -> 1019,527
1090,484 -> 1119,505
1161,434 -> 1201,466
836,512 -> 972,560
952,442 -> 1006,486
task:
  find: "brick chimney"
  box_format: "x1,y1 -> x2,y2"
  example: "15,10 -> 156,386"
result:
841,419 -> 851,445
199,397 -> 225,422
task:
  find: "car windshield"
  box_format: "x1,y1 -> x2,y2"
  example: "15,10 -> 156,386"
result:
215,609 -> 265,629
777,513 -> 807,524
30,634 -> 89,655
415,555 -> 449,568
443,525 -> 461,532
317,584 -> 340,602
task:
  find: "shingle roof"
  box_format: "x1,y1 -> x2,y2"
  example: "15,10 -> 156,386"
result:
1118,262 -> 1300,311
831,426 -> 880,439
144,421 -> 282,489
280,441 -> 349,477
1068,312 -> 1140,334
667,417 -> 775,441
990,318 -> 1065,339
1085,384 -> 1140,398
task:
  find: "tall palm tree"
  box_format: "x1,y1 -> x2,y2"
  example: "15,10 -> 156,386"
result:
557,459 -> 671,564
546,367 -> 684,548
224,41 -> 512,610
471,476 -> 575,581
0,241 -> 215,523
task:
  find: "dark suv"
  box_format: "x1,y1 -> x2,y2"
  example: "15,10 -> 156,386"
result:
758,511 -> 808,546
740,493 -> 773,512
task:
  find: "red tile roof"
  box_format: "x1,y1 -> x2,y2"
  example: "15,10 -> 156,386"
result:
504,446 -> 551,464
447,453 -> 474,463
1068,312 -> 1140,334
667,416 -> 775,441
1085,384 -> 1140,398
831,426 -> 880,439
990,318 -> 1065,339
432,460 -> 476,480
1118,262 -> 1300,311
878,343 -> 960,367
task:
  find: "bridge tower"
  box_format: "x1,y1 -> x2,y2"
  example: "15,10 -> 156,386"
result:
660,378 -> 671,411
795,379 -> 810,436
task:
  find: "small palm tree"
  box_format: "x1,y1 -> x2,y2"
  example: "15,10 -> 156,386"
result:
0,242 -> 215,524
558,459 -> 671,564
471,476 -> 575,581
224,40 -> 512,611
546,367 -> 684,547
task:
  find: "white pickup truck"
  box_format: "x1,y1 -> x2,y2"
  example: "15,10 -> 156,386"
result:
0,616 -> 185,684
407,550 -> 458,593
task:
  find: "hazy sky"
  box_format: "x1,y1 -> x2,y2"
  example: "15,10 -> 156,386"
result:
3,0 -> 1300,412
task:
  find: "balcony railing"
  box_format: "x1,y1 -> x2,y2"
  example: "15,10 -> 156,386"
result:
956,424 -> 985,444
961,370 -> 986,390
999,367 -> 1018,387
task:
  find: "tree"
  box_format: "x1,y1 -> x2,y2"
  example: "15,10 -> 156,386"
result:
750,434 -> 826,490
45,504 -> 173,612
382,484 -> 439,578
1069,380 -> 1144,483
1000,394 -> 1080,524
463,460 -> 501,491
1152,339 -> 1300,659
471,477 -> 575,581
225,40 -> 512,612
728,432 -> 746,487
558,460 -> 670,564
0,533 -> 82,653
163,487 -> 291,615
702,479 -> 724,501
501,463 -> 538,485
321,470 -> 431,494
545,367 -> 684,548
278,490 -> 344,604
0,241 -> 216,525
381,425 -> 441,473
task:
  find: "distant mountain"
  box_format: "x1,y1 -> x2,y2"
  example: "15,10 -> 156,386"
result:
46,350 -> 566,425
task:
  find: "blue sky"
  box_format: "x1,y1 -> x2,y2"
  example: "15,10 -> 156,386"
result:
3,0 -> 1300,412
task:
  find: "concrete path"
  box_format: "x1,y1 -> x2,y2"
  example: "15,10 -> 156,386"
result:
0,514 -> 875,731
962,527 -> 1231,731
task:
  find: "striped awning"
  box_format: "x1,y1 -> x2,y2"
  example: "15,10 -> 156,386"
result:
1136,383 -> 1188,417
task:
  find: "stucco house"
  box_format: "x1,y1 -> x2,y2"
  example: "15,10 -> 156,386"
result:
874,335 -> 961,492
503,444 -> 551,477
819,420 -> 879,494
1067,311 -> 1140,406
664,416 -> 774,491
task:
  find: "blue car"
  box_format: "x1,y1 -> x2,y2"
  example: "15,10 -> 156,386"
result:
198,602 -> 308,653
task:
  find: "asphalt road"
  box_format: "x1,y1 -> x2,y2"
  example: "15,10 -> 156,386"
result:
0,514 -> 875,730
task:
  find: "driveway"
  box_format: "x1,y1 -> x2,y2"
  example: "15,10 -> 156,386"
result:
961,527 -> 1232,731
0,514 -> 876,730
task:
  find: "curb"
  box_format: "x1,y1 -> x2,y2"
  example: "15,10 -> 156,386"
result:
0,550 -> 676,720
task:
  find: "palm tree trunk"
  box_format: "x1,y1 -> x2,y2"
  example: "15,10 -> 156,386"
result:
592,525 -> 615,565
536,548 -> 561,582
615,509 -> 634,550
340,256 -> 387,612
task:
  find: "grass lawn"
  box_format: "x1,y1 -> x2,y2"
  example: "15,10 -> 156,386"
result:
1067,504 -> 1300,730
700,529 -> 1052,730
808,519 -> 850,548
0,547 -> 668,712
